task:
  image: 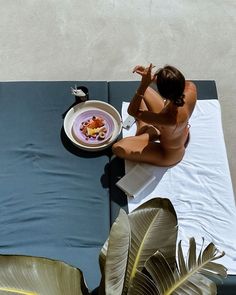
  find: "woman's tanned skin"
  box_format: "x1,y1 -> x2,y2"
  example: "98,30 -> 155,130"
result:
112,64 -> 197,167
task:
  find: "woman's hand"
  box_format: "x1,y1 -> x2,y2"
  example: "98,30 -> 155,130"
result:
133,63 -> 156,90
132,65 -> 146,75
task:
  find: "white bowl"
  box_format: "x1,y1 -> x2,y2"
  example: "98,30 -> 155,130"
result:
64,100 -> 122,151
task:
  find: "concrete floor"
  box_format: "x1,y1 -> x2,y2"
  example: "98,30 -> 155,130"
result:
0,0 -> 235,195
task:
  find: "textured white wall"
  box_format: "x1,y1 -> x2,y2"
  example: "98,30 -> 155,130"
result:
0,0 -> 235,192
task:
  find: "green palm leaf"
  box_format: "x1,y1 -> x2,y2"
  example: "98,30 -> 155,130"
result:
145,238 -> 227,295
144,249 -> 175,294
124,198 -> 178,294
99,209 -> 131,295
127,270 -> 159,295
0,255 -> 89,295
99,238 -> 109,279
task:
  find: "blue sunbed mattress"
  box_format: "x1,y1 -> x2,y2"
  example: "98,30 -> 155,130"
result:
0,81 -> 110,290
1,80 -> 234,294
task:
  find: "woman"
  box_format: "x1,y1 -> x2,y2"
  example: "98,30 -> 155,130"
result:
112,63 -> 197,167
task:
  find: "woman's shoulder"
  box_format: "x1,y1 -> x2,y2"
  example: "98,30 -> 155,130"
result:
185,81 -> 197,93
183,81 -> 197,116
184,81 -> 197,102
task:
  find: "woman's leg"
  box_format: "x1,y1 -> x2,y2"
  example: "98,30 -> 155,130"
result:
112,134 -> 163,165
112,135 -> 185,167
135,87 -> 164,136
143,87 -> 165,113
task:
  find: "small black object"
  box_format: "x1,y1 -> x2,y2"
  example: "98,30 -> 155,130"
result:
73,85 -> 89,103
63,86 -> 89,119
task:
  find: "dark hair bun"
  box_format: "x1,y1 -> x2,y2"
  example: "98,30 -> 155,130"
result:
174,94 -> 185,107
155,65 -> 186,107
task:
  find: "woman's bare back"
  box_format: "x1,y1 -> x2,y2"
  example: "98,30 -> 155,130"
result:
112,67 -> 197,167
152,91 -> 194,151
137,81 -> 196,148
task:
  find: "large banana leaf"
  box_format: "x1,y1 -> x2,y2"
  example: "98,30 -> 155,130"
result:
99,209 -> 131,295
127,270 -> 159,295
99,238 -> 109,281
0,255 -> 89,295
123,198 -> 178,294
144,237 -> 227,295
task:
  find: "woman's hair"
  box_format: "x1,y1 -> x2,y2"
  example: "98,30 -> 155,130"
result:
155,65 -> 185,107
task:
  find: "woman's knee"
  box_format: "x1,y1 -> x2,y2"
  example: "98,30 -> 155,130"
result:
144,86 -> 154,96
144,87 -> 164,111
112,141 -> 127,158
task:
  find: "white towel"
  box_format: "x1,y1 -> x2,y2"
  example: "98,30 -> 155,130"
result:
122,100 -> 236,274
